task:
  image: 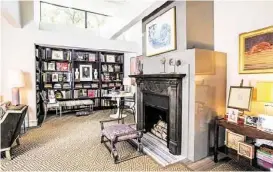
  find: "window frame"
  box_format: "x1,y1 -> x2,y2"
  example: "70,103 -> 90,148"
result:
40,1 -> 110,29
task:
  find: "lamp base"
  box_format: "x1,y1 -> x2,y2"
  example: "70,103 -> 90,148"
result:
12,88 -> 20,106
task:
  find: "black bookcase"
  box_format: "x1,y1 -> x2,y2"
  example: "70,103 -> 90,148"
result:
35,45 -> 124,123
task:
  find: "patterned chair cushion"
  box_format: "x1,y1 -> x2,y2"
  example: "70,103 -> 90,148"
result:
102,124 -> 138,142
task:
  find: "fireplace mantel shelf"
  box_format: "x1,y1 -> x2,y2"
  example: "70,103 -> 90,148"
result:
129,74 -> 186,79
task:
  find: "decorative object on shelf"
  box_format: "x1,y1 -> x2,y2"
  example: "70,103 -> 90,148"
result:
145,7 -> 176,57
244,115 -> 258,127
106,55 -> 115,63
75,68 -> 79,80
169,58 -> 176,73
160,57 -> 166,73
136,55 -> 144,74
256,82 -> 273,115
52,50 -> 63,60
8,70 -> 25,106
227,86 -> 253,111
54,90 -> 63,99
102,65 -> 108,72
257,115 -> 273,134
108,65 -> 114,72
52,73 -> 58,82
227,108 -> 239,123
80,65 -> 92,81
237,141 -> 255,159
225,129 -> 246,150
239,26 -> 273,74
48,62 -> 55,71
116,73 -> 120,80
175,59 -> 181,72
94,69 -> 98,80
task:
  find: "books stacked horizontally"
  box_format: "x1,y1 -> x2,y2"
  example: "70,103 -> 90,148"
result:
74,89 -> 99,99
151,120 -> 167,142
257,144 -> 273,170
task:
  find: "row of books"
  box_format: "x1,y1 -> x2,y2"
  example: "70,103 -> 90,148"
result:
101,99 -> 116,107
54,90 -> 72,99
100,54 -> 123,63
75,83 -> 99,89
43,62 -> 70,71
101,64 -> 121,72
36,48 -> 72,61
101,83 -> 122,88
74,89 -> 99,98
43,73 -> 71,82
101,73 -> 123,81
44,83 -> 71,89
74,52 -> 97,62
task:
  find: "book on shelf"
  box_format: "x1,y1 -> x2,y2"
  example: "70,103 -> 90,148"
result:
42,62 -> 47,70
74,90 -> 79,98
75,84 -> 82,88
44,84 -> 52,88
87,90 -> 96,98
63,83 -> 71,89
46,48 -> 52,59
54,83 -> 62,89
91,83 -> 98,88
88,53 -> 96,62
102,64 -> 108,72
47,62 -> 55,71
100,54 -> 105,62
63,73 -> 71,82
56,62 -> 69,71
63,51 -> 71,60
106,55 -> 115,63
108,65 -> 114,72
114,65 -> 120,72
52,73 -> 58,82
83,84 -> 91,88
79,89 -> 87,97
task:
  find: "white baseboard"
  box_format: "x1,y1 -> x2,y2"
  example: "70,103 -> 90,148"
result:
28,119 -> 38,127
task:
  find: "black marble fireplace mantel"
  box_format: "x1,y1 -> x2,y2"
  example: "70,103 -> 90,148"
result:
129,74 -> 186,155
129,74 -> 186,79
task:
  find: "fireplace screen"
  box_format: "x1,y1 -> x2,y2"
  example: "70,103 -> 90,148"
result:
144,105 -> 169,143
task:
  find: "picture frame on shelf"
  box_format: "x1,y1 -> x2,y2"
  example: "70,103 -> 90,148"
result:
108,65 -> 114,72
102,65 -> 108,72
225,129 -> 246,150
237,141 -> 255,159
56,62 -> 69,71
52,50 -> 63,60
145,7 -> 176,57
239,26 -> 273,74
227,86 -> 253,111
257,115 -> 273,133
52,73 -> 58,82
89,53 -> 96,62
106,55 -> 115,63
47,62 -> 55,71
227,108 -> 239,123
244,115 -> 258,127
80,65 -> 92,81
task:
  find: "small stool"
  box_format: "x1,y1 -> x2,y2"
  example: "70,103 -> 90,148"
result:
100,118 -> 143,164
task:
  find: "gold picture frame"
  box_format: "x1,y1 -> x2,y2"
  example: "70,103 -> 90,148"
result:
237,141 -> 254,159
239,26 -> 273,74
225,129 -> 246,150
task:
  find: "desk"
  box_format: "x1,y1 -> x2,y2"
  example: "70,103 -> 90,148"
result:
214,118 -> 273,169
104,93 -> 133,119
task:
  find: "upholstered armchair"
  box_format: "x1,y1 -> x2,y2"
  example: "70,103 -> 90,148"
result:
1,105 -> 28,160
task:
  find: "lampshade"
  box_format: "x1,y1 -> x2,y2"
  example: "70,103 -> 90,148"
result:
257,82 -> 273,103
8,70 -> 25,88
123,77 -> 131,86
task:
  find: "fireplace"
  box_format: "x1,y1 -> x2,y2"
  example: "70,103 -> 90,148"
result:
130,74 -> 186,155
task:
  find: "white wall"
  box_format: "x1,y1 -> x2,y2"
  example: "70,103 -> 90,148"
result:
214,1 -> 273,90
1,17 -> 139,126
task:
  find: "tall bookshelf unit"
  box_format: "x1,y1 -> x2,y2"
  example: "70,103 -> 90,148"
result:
35,45 -> 124,124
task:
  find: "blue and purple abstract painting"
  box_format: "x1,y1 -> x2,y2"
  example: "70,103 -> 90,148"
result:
148,23 -> 171,49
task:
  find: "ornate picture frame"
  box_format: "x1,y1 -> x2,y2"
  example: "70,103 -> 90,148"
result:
239,26 -> 273,74
225,129 -> 246,150
227,86 -> 253,111
80,65 -> 92,81
145,7 -> 176,57
237,141 -> 255,159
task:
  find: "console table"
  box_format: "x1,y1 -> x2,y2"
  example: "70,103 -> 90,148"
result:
214,118 -> 273,169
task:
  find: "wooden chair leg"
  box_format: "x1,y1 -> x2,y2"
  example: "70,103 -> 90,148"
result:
16,138 -> 20,145
137,137 -> 143,152
111,141 -> 118,164
5,150 -> 11,160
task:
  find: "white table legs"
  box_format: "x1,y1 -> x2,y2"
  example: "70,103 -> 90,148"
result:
109,97 -> 127,119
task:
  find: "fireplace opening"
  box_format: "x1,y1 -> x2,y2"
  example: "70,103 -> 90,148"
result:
144,105 -> 169,145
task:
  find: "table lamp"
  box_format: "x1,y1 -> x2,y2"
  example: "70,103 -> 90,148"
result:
123,77 -> 131,93
8,70 -> 25,106
257,82 -> 273,115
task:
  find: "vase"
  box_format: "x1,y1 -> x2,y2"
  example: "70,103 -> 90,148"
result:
75,68 -> 79,80
94,69 -> 98,80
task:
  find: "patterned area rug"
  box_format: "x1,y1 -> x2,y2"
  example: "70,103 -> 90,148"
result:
1,111 -> 190,171
210,159 -> 259,171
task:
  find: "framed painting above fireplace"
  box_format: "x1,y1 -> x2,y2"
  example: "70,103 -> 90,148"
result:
239,26 -> 273,74
145,7 -> 177,57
